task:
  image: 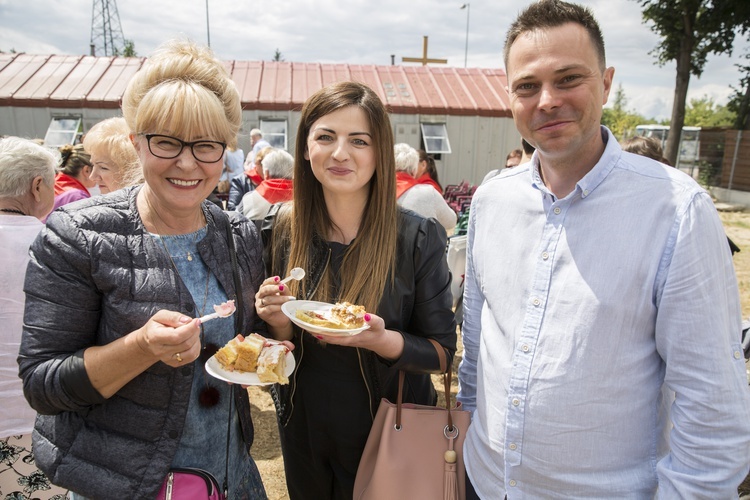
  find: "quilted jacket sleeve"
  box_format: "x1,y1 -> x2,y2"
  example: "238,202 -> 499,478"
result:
18,209 -> 106,415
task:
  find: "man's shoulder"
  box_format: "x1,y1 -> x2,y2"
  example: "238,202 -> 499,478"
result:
475,164 -> 530,194
616,150 -> 703,193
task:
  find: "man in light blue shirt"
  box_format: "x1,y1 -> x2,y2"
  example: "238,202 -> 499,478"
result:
457,0 -> 750,498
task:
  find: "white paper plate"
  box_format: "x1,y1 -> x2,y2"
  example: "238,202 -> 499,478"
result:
205,350 -> 295,386
281,300 -> 370,337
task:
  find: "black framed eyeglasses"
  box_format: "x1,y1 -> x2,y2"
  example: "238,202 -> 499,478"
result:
141,134 -> 226,163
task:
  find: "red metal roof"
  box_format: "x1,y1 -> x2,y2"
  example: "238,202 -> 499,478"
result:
0,54 -> 511,117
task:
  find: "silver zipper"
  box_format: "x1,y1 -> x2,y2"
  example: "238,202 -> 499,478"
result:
165,472 -> 174,500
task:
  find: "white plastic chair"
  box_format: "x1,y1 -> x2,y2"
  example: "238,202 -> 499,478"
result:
446,235 -> 467,309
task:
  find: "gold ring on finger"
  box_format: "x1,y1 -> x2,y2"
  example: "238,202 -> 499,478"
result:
174,352 -> 182,363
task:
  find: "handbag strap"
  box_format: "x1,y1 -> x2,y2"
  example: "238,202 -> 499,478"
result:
225,218 -> 244,330
395,339 -> 453,430
223,216 -> 243,497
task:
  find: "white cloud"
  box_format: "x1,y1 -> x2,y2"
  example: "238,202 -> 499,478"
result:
1,0 -> 747,119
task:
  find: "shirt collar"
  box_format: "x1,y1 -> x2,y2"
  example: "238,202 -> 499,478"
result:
530,126 -> 621,201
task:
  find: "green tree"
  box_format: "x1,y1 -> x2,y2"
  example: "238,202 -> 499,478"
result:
601,84 -> 648,139
729,51 -> 750,129
122,39 -> 137,58
112,40 -> 137,58
633,0 -> 750,164
684,95 -> 735,127
272,49 -> 284,62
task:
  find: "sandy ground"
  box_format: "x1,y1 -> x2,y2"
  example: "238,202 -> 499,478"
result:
250,209 -> 750,500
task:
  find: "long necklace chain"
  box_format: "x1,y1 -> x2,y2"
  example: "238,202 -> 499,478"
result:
158,233 -> 211,316
145,194 -> 204,261
144,195 -> 210,316
144,195 -> 222,408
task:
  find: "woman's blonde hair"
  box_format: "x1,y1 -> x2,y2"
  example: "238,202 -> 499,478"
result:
83,117 -> 143,188
121,38 -> 241,148
271,81 -> 397,312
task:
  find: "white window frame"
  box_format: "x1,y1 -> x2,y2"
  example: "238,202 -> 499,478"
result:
260,119 -> 288,150
420,122 -> 451,154
44,116 -> 82,147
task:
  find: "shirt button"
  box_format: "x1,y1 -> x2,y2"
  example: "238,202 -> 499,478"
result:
512,398 -> 520,406
168,430 -> 178,439
583,189 -> 590,196
509,443 -> 517,450
553,207 -> 561,215
532,298 -> 541,306
522,344 -> 530,352
734,350 -> 742,360
185,303 -> 194,312
542,252 -> 549,260
509,480 -> 517,487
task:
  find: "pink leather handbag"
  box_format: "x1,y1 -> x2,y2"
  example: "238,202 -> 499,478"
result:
353,339 -> 471,500
156,467 -> 224,500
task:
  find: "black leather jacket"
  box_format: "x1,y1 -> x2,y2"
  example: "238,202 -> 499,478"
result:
262,205 -> 457,426
227,172 -> 255,211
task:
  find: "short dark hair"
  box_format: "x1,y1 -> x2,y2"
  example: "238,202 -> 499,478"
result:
621,136 -> 670,165
503,0 -> 606,71
506,149 -> 522,162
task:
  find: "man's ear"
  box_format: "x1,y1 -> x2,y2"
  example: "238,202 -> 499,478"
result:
602,66 -> 615,105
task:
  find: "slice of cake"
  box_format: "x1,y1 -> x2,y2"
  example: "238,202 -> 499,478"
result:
233,333 -> 266,372
295,309 -> 345,329
215,335 -> 241,368
330,302 -> 366,328
257,344 -> 289,384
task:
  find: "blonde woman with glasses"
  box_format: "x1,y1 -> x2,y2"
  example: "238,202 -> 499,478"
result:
19,39 -> 273,499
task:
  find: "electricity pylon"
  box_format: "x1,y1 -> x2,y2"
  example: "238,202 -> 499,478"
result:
89,0 -> 126,56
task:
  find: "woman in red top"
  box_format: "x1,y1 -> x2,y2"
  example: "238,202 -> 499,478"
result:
52,144 -> 96,212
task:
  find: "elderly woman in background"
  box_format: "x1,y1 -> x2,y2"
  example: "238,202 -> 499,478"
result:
239,148 -> 294,220
52,143 -> 96,211
0,136 -> 67,498
227,145 -> 271,211
18,39 -> 269,498
394,143 -> 457,232
83,116 -> 143,193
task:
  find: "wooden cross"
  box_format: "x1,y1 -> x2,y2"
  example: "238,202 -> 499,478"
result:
402,36 -> 448,66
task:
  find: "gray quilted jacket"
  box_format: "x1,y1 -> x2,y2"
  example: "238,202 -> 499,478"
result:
17,186 -> 265,499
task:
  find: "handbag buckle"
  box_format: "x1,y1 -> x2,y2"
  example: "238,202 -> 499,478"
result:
444,424 -> 459,440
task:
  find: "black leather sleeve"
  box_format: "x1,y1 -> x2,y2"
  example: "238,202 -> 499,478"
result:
388,212 -> 457,374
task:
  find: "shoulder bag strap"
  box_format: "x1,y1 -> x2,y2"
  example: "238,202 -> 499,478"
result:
396,339 -> 452,429
225,218 -> 244,329
223,216 -> 243,497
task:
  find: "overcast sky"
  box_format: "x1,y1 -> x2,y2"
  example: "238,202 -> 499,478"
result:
1,0 -> 748,120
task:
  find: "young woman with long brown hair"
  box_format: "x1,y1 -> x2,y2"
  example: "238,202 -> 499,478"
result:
255,81 -> 457,499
